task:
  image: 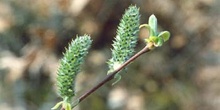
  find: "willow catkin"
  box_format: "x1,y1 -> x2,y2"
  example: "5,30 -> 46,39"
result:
56,35 -> 92,100
108,6 -> 140,73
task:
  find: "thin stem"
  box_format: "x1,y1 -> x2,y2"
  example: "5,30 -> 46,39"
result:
76,43 -> 153,105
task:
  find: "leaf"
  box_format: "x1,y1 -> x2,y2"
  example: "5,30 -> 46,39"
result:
139,24 -> 154,37
66,103 -> 72,110
154,38 -> 163,47
148,14 -> 157,36
112,73 -> 122,85
158,31 -> 170,42
51,101 -> 63,110
139,24 -> 151,30
149,36 -> 158,42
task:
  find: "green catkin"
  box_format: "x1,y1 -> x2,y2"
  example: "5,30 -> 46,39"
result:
56,35 -> 92,101
108,5 -> 140,73
107,5 -> 140,85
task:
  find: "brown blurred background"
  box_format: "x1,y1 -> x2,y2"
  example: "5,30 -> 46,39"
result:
0,0 -> 219,110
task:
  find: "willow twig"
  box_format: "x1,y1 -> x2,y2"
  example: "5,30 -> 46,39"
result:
76,43 -> 153,105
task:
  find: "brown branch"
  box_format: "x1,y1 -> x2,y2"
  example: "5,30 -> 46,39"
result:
76,43 -> 153,105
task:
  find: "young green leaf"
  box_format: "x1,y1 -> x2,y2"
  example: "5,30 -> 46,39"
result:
51,101 -> 63,110
158,31 -> 170,42
148,14 -> 157,36
154,37 -> 163,47
140,14 -> 170,47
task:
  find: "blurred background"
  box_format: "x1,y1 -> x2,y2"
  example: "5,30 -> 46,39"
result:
0,0 -> 219,110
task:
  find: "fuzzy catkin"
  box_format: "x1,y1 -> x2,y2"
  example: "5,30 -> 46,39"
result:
56,35 -> 92,100
108,6 -> 140,72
